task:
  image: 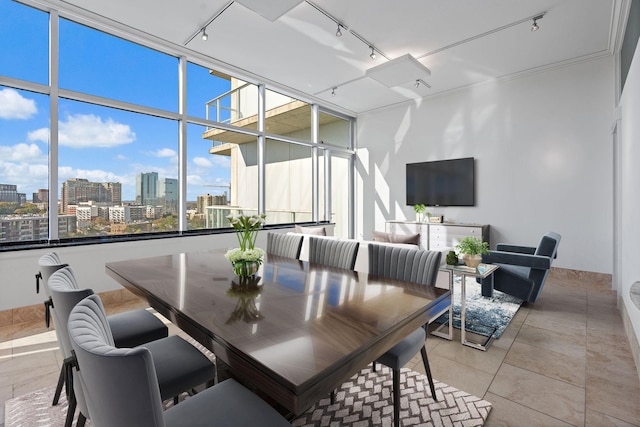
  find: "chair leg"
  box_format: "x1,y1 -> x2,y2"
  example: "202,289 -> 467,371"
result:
52,364 -> 65,405
420,346 -> 437,401
372,361 -> 377,372
330,390 -> 336,404
65,390 -> 77,427
173,395 -> 179,405
76,412 -> 87,427
392,368 -> 400,427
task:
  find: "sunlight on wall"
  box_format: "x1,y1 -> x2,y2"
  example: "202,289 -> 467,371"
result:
393,108 -> 412,155
374,163 -> 391,231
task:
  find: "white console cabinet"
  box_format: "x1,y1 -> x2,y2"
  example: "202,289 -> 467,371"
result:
385,221 -> 489,252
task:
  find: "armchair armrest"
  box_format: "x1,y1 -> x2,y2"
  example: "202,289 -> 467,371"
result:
482,250 -> 551,270
495,244 -> 536,255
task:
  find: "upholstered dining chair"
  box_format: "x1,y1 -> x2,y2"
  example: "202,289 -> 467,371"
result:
36,253 -> 71,405
67,294 -> 291,427
308,236 -> 359,270
37,253 -> 169,412
48,266 -> 214,427
266,232 -> 304,259
37,254 -> 168,411
367,244 -> 442,427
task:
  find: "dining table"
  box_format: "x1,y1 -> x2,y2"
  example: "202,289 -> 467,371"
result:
105,250 -> 451,418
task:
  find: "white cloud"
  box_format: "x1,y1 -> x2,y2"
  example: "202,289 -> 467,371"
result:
193,157 -> 213,167
155,148 -> 177,158
0,88 -> 37,120
28,114 -> 136,148
58,165 -> 125,184
0,143 -> 46,162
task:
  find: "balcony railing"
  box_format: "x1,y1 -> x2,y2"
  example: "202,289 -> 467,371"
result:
205,83 -> 252,126
204,205 -> 312,229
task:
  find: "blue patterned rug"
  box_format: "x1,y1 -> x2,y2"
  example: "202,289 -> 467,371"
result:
436,276 -> 523,338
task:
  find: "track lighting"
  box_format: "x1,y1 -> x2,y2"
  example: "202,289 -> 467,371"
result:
369,46 -> 376,60
331,87 -> 336,96
531,20 -> 539,31
201,28 -> 208,41
415,80 -> 420,88
531,14 -> 544,32
336,24 -> 343,37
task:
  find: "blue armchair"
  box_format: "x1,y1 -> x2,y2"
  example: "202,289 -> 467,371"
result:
480,232 -> 561,303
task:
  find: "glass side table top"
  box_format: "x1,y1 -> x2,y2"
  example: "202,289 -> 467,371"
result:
440,263 -> 499,279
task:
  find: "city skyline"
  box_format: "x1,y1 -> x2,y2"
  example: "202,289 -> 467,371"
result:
0,0 -> 232,205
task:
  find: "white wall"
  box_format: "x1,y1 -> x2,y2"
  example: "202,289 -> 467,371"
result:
618,39 -> 640,353
356,56 -> 615,274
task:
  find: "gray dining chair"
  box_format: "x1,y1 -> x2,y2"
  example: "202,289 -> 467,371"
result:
36,252 -> 71,405
67,294 -> 291,427
266,232 -> 304,259
37,254 -> 168,412
48,266 -> 214,427
368,244 -> 442,427
308,236 -> 359,270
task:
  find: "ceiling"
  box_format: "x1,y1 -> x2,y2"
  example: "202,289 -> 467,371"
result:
58,0 -> 624,115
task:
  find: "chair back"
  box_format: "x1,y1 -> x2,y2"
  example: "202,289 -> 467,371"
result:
368,244 -> 442,286
529,232 -> 561,300
36,252 -> 69,353
68,294 -> 164,427
48,266 -> 96,420
308,237 -> 359,270
48,266 -> 94,358
266,232 -> 304,259
37,252 -> 68,297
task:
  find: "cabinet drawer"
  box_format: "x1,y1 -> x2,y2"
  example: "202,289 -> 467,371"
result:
448,226 -> 482,236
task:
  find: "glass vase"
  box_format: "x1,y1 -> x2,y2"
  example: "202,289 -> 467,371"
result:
232,260 -> 260,277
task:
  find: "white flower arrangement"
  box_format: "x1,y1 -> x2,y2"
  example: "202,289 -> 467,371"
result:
224,247 -> 265,263
226,213 -> 266,251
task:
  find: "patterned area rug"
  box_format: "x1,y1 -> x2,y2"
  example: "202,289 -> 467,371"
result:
5,367 -> 491,427
436,276 -> 523,338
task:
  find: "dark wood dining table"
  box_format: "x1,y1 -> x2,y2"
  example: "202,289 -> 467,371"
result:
105,250 -> 450,418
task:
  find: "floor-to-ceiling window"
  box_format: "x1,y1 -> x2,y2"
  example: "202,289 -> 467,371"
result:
0,0 -> 355,246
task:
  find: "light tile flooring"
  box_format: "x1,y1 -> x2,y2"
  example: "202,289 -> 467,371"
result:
2,275 -> 639,427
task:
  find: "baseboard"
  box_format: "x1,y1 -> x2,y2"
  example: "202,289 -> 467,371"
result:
620,298 -> 640,383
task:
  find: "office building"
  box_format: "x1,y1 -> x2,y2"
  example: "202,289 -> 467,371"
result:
136,172 -> 158,206
61,179 -> 122,214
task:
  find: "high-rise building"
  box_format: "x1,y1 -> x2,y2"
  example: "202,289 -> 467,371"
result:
136,172 -> 158,206
61,178 -> 121,214
159,178 -> 178,214
0,184 -> 20,203
196,193 -> 227,214
32,189 -> 49,204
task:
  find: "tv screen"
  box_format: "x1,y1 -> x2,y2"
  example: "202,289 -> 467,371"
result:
406,157 -> 475,206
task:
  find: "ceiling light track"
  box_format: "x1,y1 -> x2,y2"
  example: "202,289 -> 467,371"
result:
304,0 -> 348,34
415,78 -> 431,89
417,11 -> 547,59
184,0 -> 234,45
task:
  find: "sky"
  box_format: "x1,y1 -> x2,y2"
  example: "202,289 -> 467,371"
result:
0,0 -> 232,202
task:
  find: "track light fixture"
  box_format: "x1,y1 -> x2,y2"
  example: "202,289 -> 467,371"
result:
201,28 -> 208,41
369,46 -> 376,60
331,87 -> 337,96
336,24 -> 343,37
531,14 -> 544,32
415,80 -> 420,88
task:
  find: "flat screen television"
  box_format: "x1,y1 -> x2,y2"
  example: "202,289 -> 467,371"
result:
406,157 -> 475,206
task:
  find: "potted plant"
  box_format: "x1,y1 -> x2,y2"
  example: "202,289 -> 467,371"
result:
413,204 -> 428,222
454,236 -> 489,268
